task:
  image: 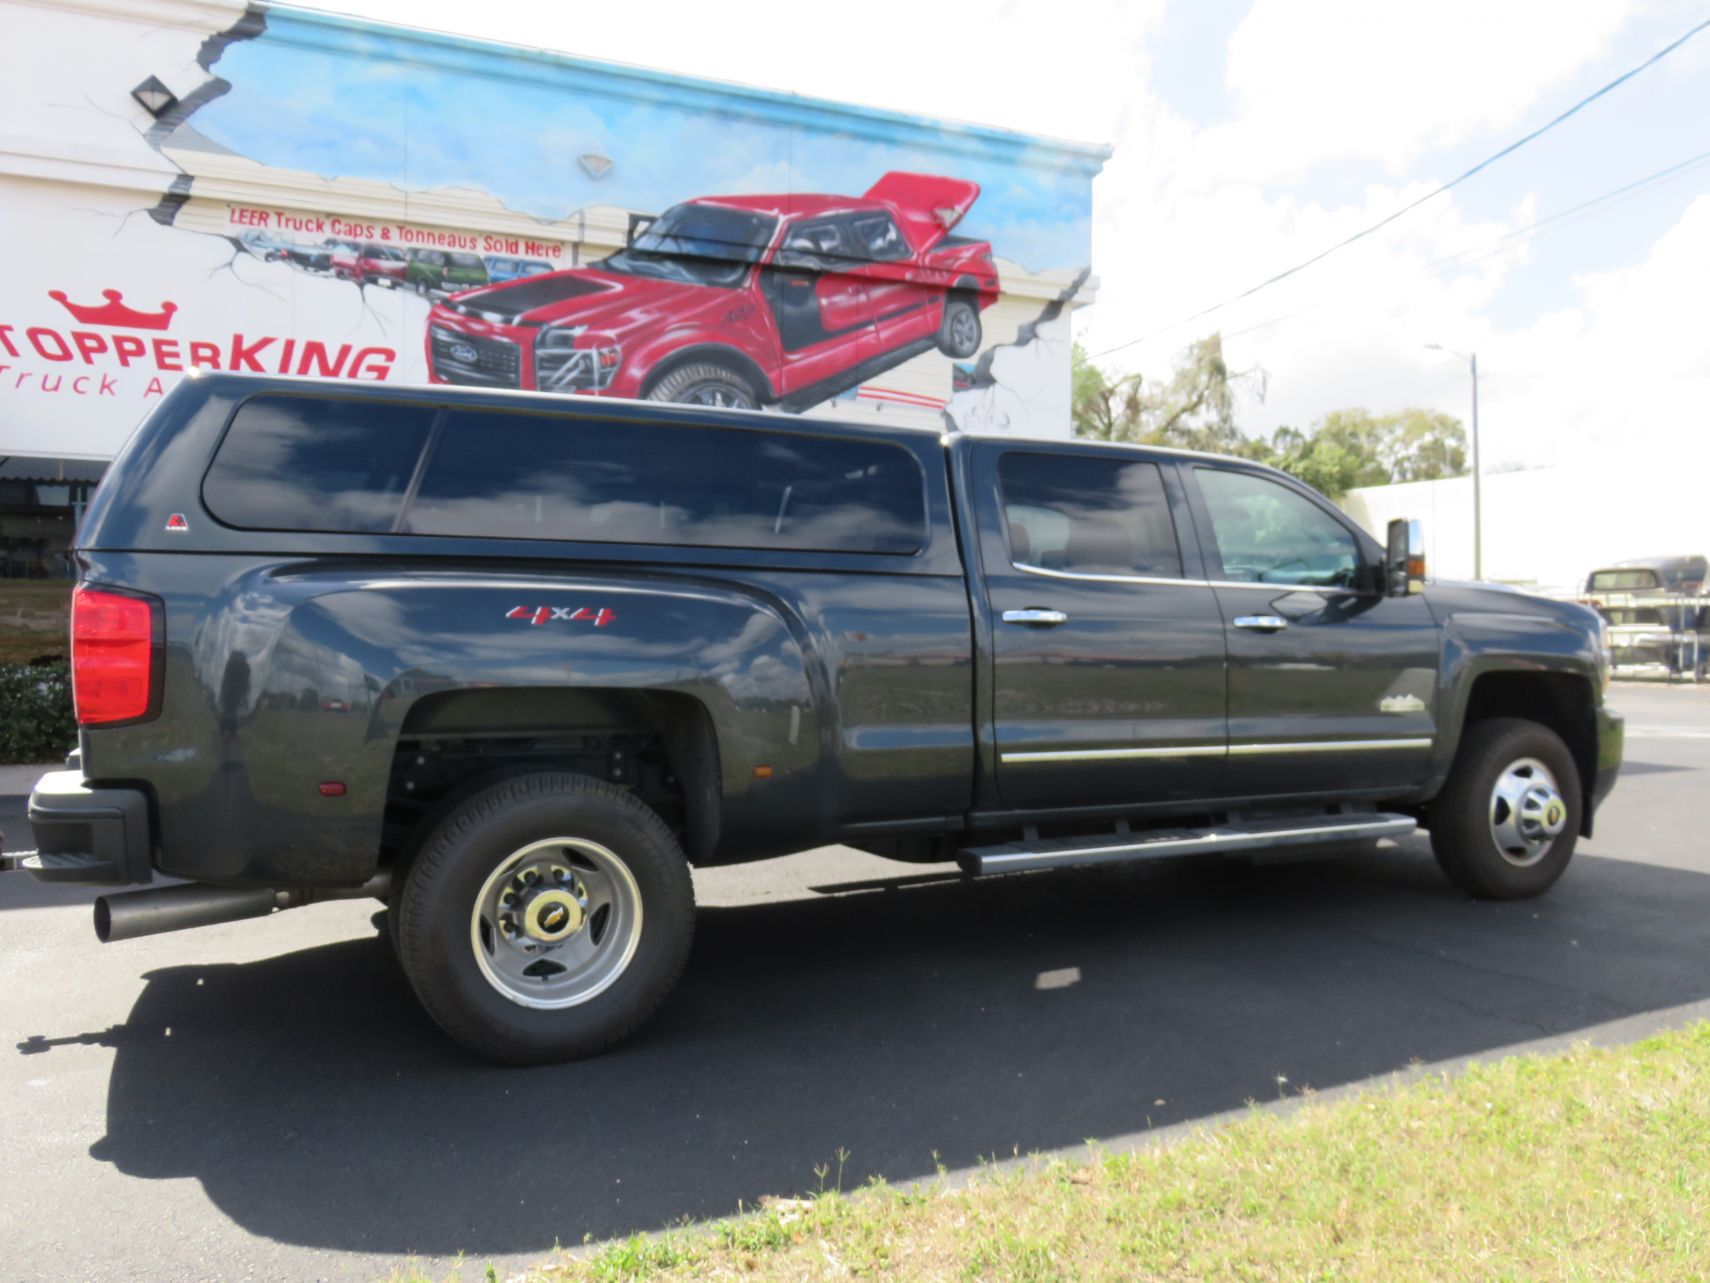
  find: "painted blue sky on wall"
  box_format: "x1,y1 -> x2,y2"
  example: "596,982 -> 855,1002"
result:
191,7 -> 1107,273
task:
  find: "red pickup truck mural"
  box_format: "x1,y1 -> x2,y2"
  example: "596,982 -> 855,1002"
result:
424,172 -> 1000,409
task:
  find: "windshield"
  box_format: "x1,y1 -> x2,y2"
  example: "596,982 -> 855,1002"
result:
600,203 -> 776,288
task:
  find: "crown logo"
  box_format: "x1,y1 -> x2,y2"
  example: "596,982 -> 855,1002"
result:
48,288 -> 178,331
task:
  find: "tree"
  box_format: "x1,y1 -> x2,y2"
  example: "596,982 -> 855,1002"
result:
1291,408 -> 1467,497
1071,334 -> 1263,455
1071,339 -> 1467,501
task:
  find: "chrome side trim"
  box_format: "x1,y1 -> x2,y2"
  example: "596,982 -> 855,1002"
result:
1011,561 -> 1367,597
1205,578 -> 1363,596
1225,738 -> 1432,757
1001,744 -> 1226,763
1013,562 -> 1196,588
1000,737 -> 1432,764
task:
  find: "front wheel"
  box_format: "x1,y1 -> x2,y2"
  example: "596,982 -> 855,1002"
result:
646,361 -> 760,409
396,772 -> 695,1064
1426,717 -> 1581,900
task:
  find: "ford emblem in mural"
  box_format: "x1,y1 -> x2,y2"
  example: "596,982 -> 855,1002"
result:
425,172 -> 1000,411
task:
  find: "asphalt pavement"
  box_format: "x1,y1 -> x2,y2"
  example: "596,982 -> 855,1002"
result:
3,682 -> 1709,1282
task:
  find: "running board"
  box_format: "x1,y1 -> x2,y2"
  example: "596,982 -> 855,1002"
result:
957,812 -> 1417,877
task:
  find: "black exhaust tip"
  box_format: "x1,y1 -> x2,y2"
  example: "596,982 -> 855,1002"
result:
93,896 -> 114,943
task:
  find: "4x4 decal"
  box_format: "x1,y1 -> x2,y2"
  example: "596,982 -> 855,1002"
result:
505,605 -> 617,628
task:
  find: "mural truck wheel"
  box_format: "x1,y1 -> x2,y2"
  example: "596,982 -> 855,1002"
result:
937,296 -> 982,359
646,362 -> 760,410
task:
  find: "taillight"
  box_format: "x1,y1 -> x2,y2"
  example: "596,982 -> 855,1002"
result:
71,586 -> 158,725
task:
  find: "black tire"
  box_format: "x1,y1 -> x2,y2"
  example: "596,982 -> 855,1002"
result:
1426,717 -> 1582,900
396,772 -> 695,1065
645,361 -> 760,409
936,295 -> 981,359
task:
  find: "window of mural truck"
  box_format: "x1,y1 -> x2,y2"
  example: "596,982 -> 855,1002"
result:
0,1 -> 1108,468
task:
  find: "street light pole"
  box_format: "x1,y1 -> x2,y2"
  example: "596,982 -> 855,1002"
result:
1425,344 -> 1482,579
1469,351 -> 1481,580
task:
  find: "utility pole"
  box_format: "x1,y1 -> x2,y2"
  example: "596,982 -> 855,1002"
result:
1469,351 -> 1481,580
1425,344 -> 1482,579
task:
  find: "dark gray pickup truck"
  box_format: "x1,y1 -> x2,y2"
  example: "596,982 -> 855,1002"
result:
6,372 -> 1622,1062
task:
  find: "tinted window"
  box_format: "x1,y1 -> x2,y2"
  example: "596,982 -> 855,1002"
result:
997,452 -> 1182,578
407,410 -> 926,554
776,219 -> 859,270
1195,468 -> 1359,588
205,396 -> 434,532
849,212 -> 909,261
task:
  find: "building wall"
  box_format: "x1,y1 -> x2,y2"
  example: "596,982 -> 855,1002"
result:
0,0 -> 1107,464
1342,459 -> 1710,593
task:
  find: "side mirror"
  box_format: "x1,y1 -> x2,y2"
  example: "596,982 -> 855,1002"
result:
625,212 -> 657,248
1385,518 -> 1425,596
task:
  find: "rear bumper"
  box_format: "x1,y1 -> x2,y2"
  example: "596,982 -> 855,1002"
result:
11,771 -> 153,885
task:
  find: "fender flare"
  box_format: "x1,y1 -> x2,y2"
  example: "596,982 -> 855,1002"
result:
635,342 -> 775,404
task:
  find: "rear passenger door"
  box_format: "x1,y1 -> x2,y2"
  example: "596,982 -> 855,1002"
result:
971,443 -> 1228,812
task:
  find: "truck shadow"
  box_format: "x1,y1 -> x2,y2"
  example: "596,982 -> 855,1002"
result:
58,841 -> 1710,1258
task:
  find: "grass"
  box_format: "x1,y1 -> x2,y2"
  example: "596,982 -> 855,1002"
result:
388,1022 -> 1710,1283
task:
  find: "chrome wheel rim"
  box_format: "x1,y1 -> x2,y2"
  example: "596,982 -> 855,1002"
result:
469,838 -> 643,1009
685,383 -> 751,408
1489,757 -> 1568,867
949,307 -> 978,353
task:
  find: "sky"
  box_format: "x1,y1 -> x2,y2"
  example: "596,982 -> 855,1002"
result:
289,0 -> 1710,471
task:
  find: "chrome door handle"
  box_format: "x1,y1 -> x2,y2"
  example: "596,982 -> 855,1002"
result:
1002,608 -> 1068,626
1233,614 -> 1289,632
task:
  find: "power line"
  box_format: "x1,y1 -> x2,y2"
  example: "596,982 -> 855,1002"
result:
1427,145 -> 1710,268
1090,13 -> 1710,362
1213,143 -> 1710,346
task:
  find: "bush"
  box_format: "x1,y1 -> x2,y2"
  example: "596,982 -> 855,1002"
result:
0,661 -> 76,764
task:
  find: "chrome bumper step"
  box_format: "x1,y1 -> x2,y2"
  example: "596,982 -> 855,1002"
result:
958,812 -> 1417,877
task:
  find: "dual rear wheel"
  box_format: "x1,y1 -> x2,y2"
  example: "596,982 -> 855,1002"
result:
392,772 -> 694,1065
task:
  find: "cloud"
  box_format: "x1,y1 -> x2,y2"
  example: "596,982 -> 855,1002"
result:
1207,0 -> 1635,183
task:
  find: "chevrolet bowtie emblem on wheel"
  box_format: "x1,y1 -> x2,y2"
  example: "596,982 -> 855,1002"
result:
505,605 -> 617,628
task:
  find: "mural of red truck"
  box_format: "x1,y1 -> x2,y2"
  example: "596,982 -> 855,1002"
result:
424,172 -> 1000,409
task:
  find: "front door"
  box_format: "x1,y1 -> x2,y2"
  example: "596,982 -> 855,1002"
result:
1182,464 -> 1441,798
974,443 -> 1228,812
